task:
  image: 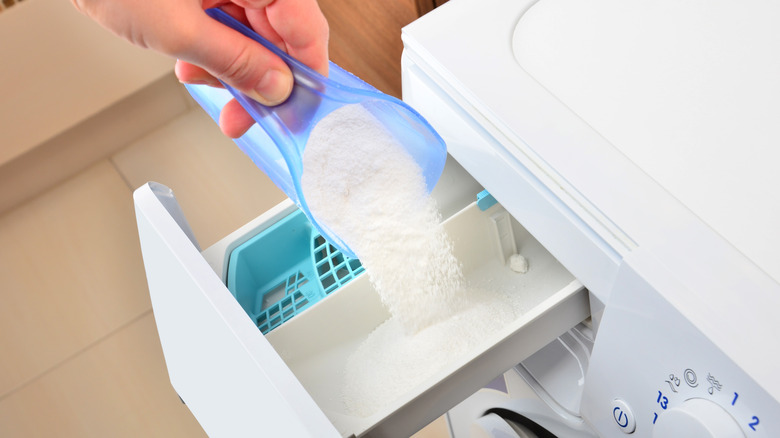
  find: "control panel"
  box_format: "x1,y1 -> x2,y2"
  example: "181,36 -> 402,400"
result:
580,249 -> 778,437
648,366 -> 757,437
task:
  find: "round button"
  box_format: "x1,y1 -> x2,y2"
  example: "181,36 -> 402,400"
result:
652,398 -> 745,438
612,399 -> 636,434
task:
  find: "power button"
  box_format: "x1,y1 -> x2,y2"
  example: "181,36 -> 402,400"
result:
612,399 -> 636,434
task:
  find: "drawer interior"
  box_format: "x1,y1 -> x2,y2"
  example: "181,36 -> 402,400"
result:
261,201 -> 588,437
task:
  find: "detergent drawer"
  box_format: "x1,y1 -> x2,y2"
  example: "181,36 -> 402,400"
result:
134,181 -> 588,438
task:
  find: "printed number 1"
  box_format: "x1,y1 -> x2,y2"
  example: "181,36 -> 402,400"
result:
653,413 -> 658,424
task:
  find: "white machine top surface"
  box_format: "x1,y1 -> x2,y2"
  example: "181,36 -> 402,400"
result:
513,0 -> 780,284
406,0 -> 780,284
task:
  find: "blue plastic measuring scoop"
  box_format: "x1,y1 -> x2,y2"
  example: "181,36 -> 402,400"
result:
186,8 -> 447,259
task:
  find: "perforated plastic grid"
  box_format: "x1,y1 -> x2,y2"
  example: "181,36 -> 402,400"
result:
313,234 -> 364,294
252,233 -> 364,335
255,272 -> 310,334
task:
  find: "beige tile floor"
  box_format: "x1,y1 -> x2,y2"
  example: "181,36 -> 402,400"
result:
0,107 -> 448,437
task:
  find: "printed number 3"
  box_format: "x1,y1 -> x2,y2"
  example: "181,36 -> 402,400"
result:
656,391 -> 669,410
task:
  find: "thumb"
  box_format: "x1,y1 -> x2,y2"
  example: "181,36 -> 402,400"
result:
177,11 -> 293,106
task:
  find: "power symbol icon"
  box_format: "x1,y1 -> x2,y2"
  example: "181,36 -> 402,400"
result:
614,407 -> 629,427
611,399 -> 637,434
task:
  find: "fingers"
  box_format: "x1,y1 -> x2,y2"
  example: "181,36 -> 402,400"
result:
262,0 -> 329,76
174,1 -> 330,138
72,0 -> 329,142
219,98 -> 257,138
175,61 -> 254,138
174,8 -> 294,106
174,61 -> 221,87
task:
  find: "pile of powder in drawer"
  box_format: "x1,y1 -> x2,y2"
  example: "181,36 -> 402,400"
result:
301,104 -> 521,416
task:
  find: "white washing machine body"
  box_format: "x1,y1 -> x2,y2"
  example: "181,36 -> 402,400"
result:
402,0 -> 780,436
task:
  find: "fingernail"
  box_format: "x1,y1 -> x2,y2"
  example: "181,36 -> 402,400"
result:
248,69 -> 293,106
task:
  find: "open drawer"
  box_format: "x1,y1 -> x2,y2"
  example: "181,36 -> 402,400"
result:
134,182 -> 589,438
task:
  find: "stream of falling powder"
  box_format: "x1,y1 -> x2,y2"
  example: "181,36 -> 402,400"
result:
301,104 -> 520,416
301,104 -> 463,333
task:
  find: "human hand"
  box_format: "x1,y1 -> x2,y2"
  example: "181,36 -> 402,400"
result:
71,0 -> 329,138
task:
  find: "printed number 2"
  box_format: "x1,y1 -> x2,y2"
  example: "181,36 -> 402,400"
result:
656,391 -> 669,410
749,416 -> 759,431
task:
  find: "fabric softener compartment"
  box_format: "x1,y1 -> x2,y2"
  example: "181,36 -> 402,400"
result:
226,209 -> 364,335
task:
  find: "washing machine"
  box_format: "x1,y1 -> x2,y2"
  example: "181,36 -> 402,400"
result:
400,0 -> 780,436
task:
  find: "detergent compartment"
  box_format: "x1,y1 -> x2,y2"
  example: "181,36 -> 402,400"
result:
197,191 -> 588,437
136,175 -> 591,438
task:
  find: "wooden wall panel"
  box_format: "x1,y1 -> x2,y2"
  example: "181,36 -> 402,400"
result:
319,0 -> 419,98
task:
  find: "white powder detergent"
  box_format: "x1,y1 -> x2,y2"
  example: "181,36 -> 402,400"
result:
301,104 -> 463,333
301,104 -> 524,417
341,285 -> 521,416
